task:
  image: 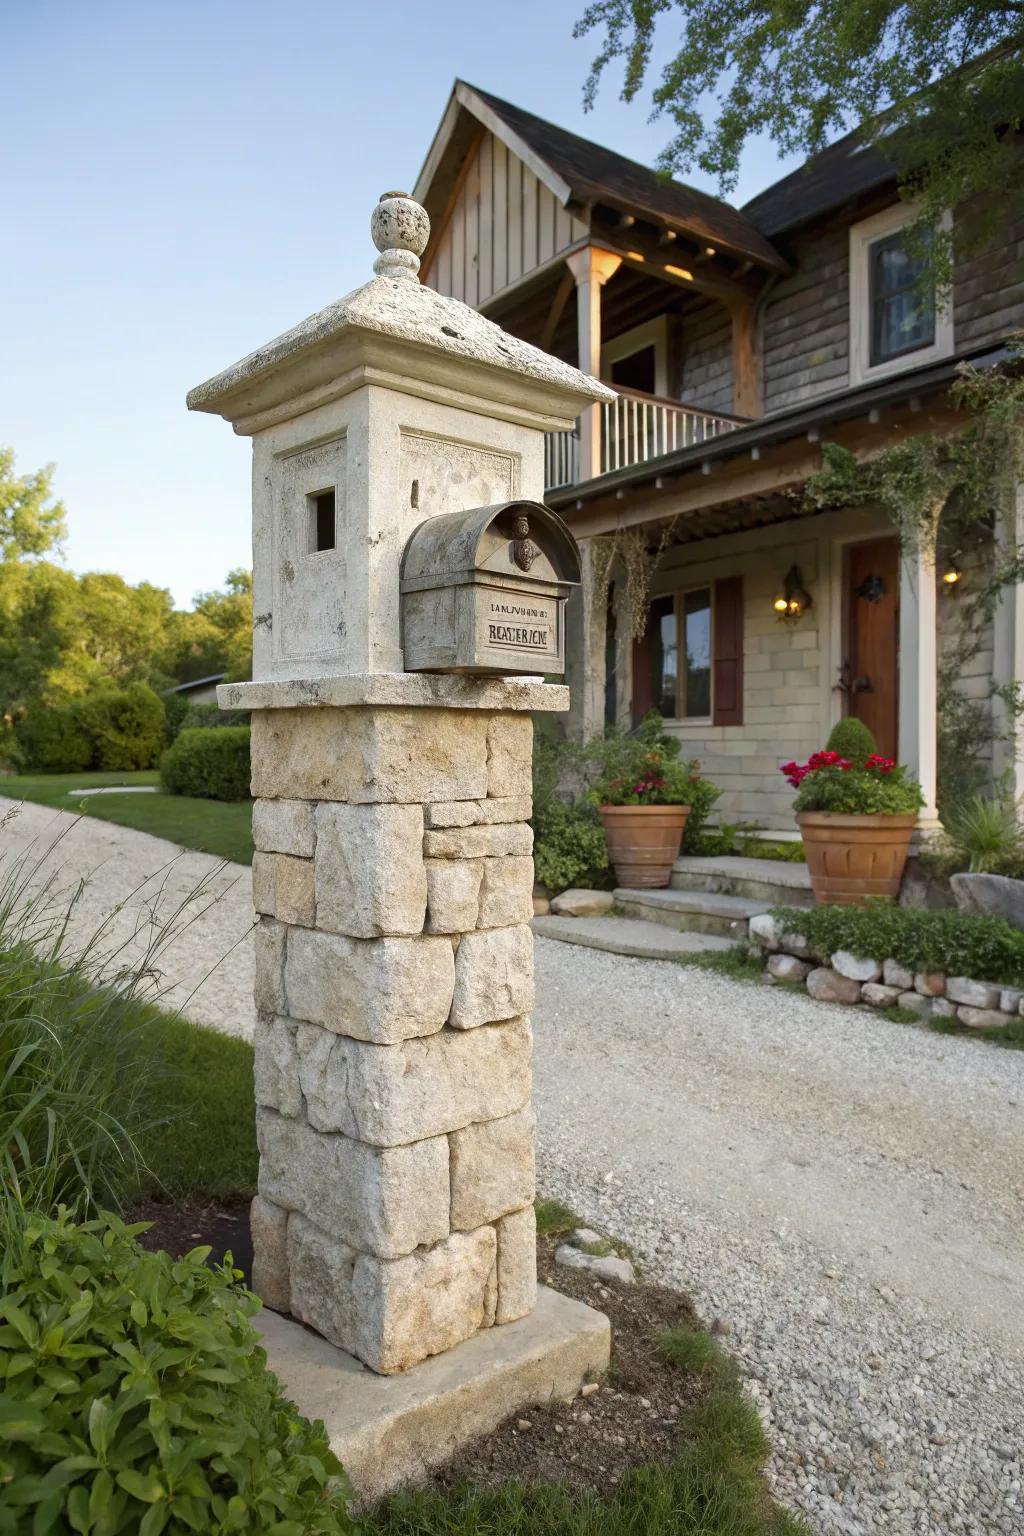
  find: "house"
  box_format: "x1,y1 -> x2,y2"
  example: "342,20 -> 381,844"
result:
413,81 -> 1024,836
168,672 -> 225,706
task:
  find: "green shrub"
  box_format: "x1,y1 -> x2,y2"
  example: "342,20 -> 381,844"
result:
0,1205 -> 352,1536
163,691 -> 191,744
77,683 -> 167,771
181,700 -> 250,731
774,902 -> 1024,989
17,703 -> 93,772
161,726 -> 251,802
825,716 -> 877,766
533,799 -> 611,895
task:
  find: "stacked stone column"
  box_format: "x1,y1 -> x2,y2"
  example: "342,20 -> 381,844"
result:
246,699 -> 538,1375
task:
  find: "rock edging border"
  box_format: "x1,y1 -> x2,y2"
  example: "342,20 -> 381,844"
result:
748,913 -> 1023,1029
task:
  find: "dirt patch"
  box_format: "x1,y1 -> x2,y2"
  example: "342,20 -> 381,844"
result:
132,1195 -> 252,1280
130,1209 -> 708,1497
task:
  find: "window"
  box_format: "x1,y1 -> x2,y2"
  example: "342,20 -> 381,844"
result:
648,595 -> 678,717
308,489 -> 336,553
681,588 -> 712,718
633,578 -> 744,727
849,205 -> 952,386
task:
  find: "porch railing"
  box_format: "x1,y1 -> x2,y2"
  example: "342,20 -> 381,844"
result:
544,387 -> 742,492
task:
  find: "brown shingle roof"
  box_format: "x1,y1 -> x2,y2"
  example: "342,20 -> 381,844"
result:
742,128 -> 897,239
464,84 -> 789,273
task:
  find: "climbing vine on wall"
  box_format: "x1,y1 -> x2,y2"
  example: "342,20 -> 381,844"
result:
589,518 -> 681,645
804,341 -> 1024,806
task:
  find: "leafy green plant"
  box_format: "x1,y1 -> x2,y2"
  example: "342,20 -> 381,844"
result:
943,790 -> 1024,874
77,684 -> 167,772
0,1205 -> 352,1535
824,717 -> 877,767
16,702 -> 93,773
782,750 -> 923,816
773,902 -> 1024,989
533,799 -> 611,896
160,726 -> 251,802
588,713 -> 716,813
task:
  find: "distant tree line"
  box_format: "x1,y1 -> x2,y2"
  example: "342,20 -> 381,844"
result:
0,447 -> 252,727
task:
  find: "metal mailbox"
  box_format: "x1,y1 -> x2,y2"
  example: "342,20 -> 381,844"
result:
400,500 -> 581,676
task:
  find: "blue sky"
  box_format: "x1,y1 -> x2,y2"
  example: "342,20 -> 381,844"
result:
3,0 -> 802,609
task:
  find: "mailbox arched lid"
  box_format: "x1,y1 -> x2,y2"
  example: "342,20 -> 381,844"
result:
401,500 -> 581,590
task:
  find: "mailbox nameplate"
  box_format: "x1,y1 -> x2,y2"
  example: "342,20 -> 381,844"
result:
475,588 -> 559,662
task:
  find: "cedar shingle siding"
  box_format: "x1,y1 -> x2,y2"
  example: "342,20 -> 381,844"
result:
762,226 -> 850,414
680,302 -> 733,416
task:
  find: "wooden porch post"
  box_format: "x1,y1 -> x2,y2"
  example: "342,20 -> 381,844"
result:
566,247 -> 622,479
898,520 -> 941,835
729,298 -> 762,419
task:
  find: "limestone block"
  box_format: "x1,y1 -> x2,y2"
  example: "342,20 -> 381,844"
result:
250,1196 -> 291,1313
426,796 -> 533,828
256,1107 -> 449,1258
295,1016 -> 532,1145
253,798 -> 316,858
450,925 -> 534,1028
554,1246 -> 635,1284
946,976 -> 1001,1009
450,1106 -> 536,1229
533,895 -> 551,916
351,1226 -> 498,1374
883,959 -> 914,990
253,1015 -> 302,1118
252,852 -> 316,927
931,996 -> 958,1019
805,967 -> 862,1005
425,859 -> 482,934
950,871 -> 1024,929
748,913 -> 783,950
861,982 -> 902,1008
487,714 -> 533,799
550,889 -> 614,918
423,823 -> 534,860
478,857 -> 535,928
286,1213 -> 357,1351
1000,987 -> 1023,1013
897,991 -> 931,1017
831,951 -> 881,984
251,707 -> 490,804
495,1204 -> 537,1325
315,803 -> 426,937
767,953 -> 812,983
254,919 -> 287,1015
957,1005 -> 1008,1029
286,928 -> 454,1043
914,971 -> 946,997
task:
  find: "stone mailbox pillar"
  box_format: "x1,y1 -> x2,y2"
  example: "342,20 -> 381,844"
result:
188,194 -> 612,1381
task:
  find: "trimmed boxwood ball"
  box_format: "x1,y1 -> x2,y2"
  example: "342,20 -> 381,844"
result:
0,1206 -> 352,1535
824,716 -> 878,768
161,726 -> 251,802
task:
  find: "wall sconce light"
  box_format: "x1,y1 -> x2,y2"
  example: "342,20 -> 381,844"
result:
773,564 -> 813,623
942,563 -> 962,591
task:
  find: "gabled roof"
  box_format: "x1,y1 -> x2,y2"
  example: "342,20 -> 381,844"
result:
742,127 -> 898,239
415,81 -> 789,274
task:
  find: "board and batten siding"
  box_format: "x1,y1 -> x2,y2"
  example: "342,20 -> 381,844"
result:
423,132 -> 588,306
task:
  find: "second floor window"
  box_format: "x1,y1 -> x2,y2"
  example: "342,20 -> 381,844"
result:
869,232 -> 935,366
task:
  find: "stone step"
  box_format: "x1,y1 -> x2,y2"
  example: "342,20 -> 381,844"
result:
613,886 -> 770,937
670,854 -> 814,909
532,914 -> 736,963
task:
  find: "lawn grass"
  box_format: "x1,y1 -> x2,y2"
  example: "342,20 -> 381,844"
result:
0,770 -> 254,865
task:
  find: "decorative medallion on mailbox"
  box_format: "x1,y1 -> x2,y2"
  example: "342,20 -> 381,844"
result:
400,500 -> 581,676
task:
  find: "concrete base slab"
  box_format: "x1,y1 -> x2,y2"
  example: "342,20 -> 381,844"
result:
259,1285 -> 610,1502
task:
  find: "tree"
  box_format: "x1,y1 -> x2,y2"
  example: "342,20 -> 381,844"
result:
160,569 -> 253,684
0,447 -> 66,560
574,1 -> 1024,283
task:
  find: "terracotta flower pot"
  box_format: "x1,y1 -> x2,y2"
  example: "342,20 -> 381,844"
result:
796,811 -> 918,906
599,804 -> 690,889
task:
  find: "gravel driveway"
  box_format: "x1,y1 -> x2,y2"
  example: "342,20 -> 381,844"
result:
4,799 -> 1021,1532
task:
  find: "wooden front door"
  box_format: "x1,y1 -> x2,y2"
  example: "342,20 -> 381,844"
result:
843,538 -> 899,758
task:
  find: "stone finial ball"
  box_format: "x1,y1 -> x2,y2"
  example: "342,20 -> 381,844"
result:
371,192 -> 430,258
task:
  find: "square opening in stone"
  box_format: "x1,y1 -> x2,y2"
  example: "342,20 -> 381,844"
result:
308,489 -> 336,553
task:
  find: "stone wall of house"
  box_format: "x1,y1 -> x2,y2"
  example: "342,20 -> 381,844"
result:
937,533 -> 996,790
761,226 -> 850,415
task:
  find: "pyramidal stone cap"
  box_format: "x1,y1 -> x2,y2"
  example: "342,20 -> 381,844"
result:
187,191 -> 615,434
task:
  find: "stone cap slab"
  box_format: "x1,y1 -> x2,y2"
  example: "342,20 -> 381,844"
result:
219,673 -> 569,713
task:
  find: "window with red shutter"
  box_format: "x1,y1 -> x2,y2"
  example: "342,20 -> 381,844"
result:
712,576 -> 744,727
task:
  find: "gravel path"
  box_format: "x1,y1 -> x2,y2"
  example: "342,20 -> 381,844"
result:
534,938 -> 1024,1535
0,799 -> 255,1038
4,799 -> 1022,1531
